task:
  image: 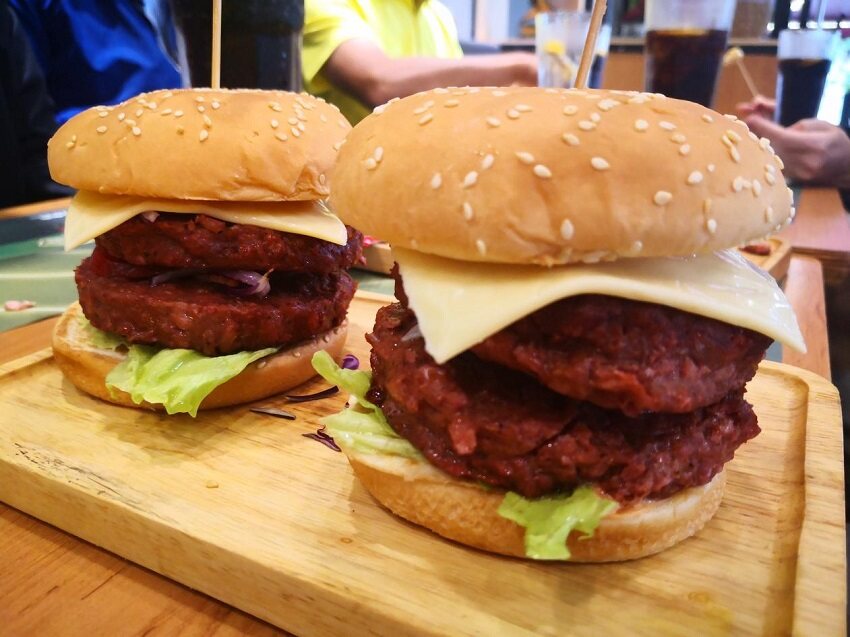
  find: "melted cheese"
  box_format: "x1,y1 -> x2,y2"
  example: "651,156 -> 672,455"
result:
395,247 -> 806,363
64,190 -> 347,250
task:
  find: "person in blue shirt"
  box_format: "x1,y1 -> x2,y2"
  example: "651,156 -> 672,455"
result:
9,0 -> 181,124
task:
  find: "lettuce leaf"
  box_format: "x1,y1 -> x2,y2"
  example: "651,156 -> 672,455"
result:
312,351 -> 421,458
312,351 -> 617,559
105,345 -> 277,417
498,488 -> 618,560
79,315 -> 125,350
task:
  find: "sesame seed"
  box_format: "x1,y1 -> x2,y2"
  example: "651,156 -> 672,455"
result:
775,155 -> 784,169
320,114 -> 327,122
725,129 -> 742,143
730,147 -> 741,163
721,135 -> 734,148
560,219 -> 575,240
135,108 -> 143,117
476,239 -> 487,255
687,170 -> 703,185
732,177 -> 744,192
591,157 -> 610,171
654,191 -> 673,206
288,117 -> 298,125
515,151 -> 535,165
444,99 -> 460,107
563,133 -> 580,146
199,129 -> 208,141
195,96 -> 205,103
486,117 -> 501,127
174,110 -> 183,118
96,126 -> 107,134
297,122 -> 305,131
563,105 -> 579,116
590,112 -> 601,123
296,112 -> 308,121
160,108 -> 173,116
515,104 -> 532,112
434,88 -> 449,94
333,140 -> 344,151
492,90 -> 506,97
124,119 -> 136,127
578,120 -> 596,131
291,127 -> 301,137
275,133 -> 288,142
724,113 -> 737,121
271,119 -> 279,129
463,202 -> 474,220
118,113 -> 126,121
765,164 -> 776,174
374,146 -> 384,162
364,158 -> 377,170
628,95 -> 649,104
65,141 -> 74,149
271,103 -> 283,112
413,105 -> 428,115
507,109 -> 520,119
211,101 -> 220,109
197,105 -> 205,113
481,154 -> 494,170
598,98 -> 618,111
463,171 -> 478,188
702,114 -> 714,123
679,144 -> 691,156
707,164 -> 716,173
533,164 -> 552,179
765,206 -> 774,222
764,172 -> 776,185
659,121 -> 676,131
430,173 -> 442,189
419,113 -> 433,125
671,133 -> 687,144
98,111 -> 108,118
759,138 -> 771,150
203,115 -> 212,127
132,126 -> 142,136
752,179 -> 762,196
146,102 -> 157,110
706,218 -> 718,234
703,199 -> 712,215
634,119 -> 649,131
424,100 -> 435,108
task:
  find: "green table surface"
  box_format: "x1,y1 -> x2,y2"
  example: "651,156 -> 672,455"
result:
0,235 -> 393,333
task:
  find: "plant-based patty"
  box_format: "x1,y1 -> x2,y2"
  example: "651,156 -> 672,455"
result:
471,294 -> 770,416
77,256 -> 355,355
367,303 -> 761,504
96,213 -> 363,273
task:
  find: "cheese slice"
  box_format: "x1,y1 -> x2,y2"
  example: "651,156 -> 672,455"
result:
64,190 -> 348,250
395,247 -> 806,364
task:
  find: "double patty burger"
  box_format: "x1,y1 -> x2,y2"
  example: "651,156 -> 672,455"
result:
47,89 -> 362,415
320,87 -> 805,561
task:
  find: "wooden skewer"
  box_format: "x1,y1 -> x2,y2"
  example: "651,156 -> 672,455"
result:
211,0 -> 222,88
735,59 -> 759,99
575,0 -> 607,90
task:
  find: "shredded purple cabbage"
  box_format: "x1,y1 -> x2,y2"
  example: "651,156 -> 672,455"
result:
302,426 -> 341,452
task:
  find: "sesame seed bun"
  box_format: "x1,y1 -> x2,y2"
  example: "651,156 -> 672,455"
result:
52,303 -> 347,412
347,450 -> 726,562
330,87 -> 793,265
48,89 -> 351,202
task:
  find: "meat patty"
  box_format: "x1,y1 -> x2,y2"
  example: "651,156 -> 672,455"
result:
367,303 -> 760,504
96,213 -> 363,273
393,272 -> 769,416
77,256 -> 355,355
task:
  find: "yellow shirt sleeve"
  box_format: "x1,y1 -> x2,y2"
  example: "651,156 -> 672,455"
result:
303,0 -> 377,89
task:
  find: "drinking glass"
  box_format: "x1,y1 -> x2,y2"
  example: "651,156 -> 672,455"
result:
776,29 -> 836,127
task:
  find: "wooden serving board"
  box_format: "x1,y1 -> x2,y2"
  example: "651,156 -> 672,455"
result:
361,239 -> 793,282
0,291 -> 844,636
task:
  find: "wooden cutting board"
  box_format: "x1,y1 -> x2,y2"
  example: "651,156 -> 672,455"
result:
0,291 -> 844,636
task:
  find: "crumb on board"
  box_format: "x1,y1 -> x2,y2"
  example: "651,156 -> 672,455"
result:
205,480 -> 219,489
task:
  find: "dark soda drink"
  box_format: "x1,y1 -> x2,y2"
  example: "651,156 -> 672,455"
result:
776,58 -> 832,127
645,29 -> 728,107
169,0 -> 304,91
589,54 -> 607,89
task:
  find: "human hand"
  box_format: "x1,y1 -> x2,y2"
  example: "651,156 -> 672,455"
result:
736,95 -> 776,120
501,51 -> 538,87
744,115 -> 850,188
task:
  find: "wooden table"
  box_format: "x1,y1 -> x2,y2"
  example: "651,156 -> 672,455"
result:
0,192 -> 839,636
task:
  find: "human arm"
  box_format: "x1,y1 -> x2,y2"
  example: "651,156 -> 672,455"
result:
322,38 -> 537,108
743,115 -> 850,188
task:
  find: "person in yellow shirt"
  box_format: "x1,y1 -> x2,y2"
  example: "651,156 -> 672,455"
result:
303,0 -> 538,123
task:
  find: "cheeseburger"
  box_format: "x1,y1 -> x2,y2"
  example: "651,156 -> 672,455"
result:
316,87 -> 804,561
47,89 -> 362,416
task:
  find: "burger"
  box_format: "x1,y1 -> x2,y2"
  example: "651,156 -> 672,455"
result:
314,87 -> 805,561
47,88 -> 362,416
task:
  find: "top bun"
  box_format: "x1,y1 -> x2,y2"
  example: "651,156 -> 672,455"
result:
330,87 -> 793,265
48,89 -> 351,202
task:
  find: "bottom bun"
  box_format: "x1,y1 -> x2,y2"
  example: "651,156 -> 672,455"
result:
348,452 -> 726,562
52,302 -> 347,411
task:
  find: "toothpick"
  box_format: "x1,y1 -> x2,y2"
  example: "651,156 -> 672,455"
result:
575,0 -> 607,90
211,0 -> 222,88
736,59 -> 759,99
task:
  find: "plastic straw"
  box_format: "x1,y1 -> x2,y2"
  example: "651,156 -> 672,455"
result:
211,0 -> 222,88
575,0 -> 607,90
